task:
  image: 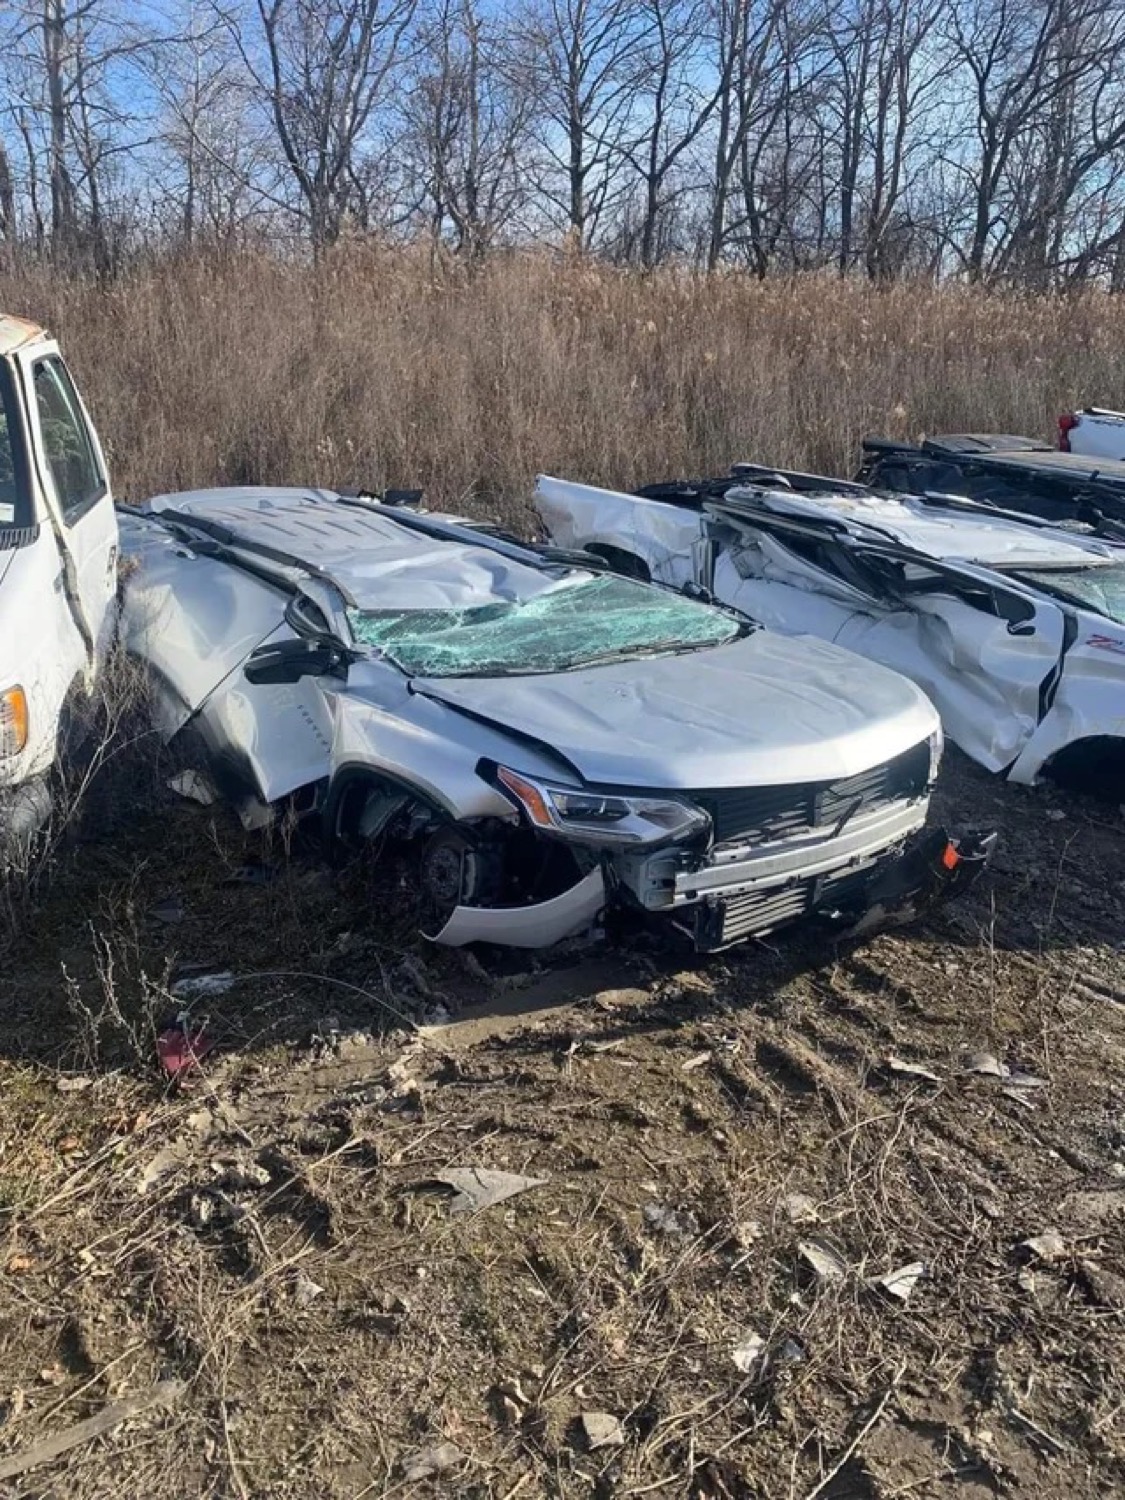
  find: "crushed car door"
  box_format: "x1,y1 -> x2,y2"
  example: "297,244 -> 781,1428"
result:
832,554 -> 1068,774
18,350 -> 117,666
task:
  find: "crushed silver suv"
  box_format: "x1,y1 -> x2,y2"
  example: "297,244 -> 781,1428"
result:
118,487 -> 990,952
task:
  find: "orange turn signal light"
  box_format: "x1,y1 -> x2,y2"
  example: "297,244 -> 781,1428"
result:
941,841 -> 961,871
496,766 -> 555,829
0,685 -> 29,758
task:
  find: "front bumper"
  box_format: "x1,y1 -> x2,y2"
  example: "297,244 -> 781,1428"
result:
690,826 -> 996,952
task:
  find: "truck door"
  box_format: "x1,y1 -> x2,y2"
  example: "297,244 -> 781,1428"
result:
17,350 -> 117,664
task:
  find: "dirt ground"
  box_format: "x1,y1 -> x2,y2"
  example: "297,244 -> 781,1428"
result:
0,749 -> 1122,1499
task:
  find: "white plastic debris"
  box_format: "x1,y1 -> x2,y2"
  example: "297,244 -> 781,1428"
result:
293,1272 -> 325,1308
1021,1229 -> 1068,1263
643,1202 -> 699,1236
871,1261 -> 926,1302
886,1056 -> 941,1083
402,1441 -> 465,1481
1002,1087 -> 1038,1110
434,1167 -> 548,1215
581,1411 -> 625,1450
167,770 -> 217,806
798,1238 -> 847,1282
731,1330 -> 767,1375
171,971 -> 235,999
962,1050 -> 1009,1078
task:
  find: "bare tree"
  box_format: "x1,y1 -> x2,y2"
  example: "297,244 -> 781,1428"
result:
617,0 -> 716,267
227,0 -> 417,248
404,0 -> 533,258
517,0 -> 644,248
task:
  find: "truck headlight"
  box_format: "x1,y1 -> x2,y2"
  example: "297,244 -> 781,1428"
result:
0,686 -> 29,759
928,726 -> 944,783
491,764 -> 710,847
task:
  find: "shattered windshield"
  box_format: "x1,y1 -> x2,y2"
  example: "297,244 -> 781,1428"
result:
1012,564 -> 1125,626
348,572 -> 743,677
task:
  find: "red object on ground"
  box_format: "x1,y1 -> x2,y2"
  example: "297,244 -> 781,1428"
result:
156,1018 -> 215,1079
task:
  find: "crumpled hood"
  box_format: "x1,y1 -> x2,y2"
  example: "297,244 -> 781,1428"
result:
414,632 -> 939,789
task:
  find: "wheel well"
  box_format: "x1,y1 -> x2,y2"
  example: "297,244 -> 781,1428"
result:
327,768 -> 441,847
583,544 -> 651,582
1042,736 -> 1125,801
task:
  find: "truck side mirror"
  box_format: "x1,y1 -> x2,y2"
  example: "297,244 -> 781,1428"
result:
244,638 -> 347,685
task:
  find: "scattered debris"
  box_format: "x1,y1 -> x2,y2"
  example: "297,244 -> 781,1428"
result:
580,1411 -> 626,1450
730,1330 -> 767,1376
157,1015 -> 215,1079
886,1055 -> 941,1083
433,1167 -> 548,1215
170,971 -> 235,999
1002,1069 -> 1049,1108
643,1201 -> 699,1236
1007,1069 -> 1047,1089
293,1272 -> 325,1308
1001,1086 -> 1038,1110
962,1050 -> 1009,1078
1020,1229 -> 1068,1263
401,1441 -> 466,1482
167,769 -> 217,806
188,1189 -> 240,1230
783,1192 -> 819,1224
0,1380 -> 186,1482
870,1261 -> 925,1302
215,1161 -> 272,1191
798,1238 -> 848,1282
681,1050 -> 712,1071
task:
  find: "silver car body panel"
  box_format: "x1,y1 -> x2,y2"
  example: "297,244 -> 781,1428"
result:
536,474 -> 1125,784
120,486 -> 942,949
433,867 -> 607,948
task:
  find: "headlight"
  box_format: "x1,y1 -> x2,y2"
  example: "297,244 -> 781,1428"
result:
0,686 -> 29,760
928,725 -> 944,783
491,764 -> 710,847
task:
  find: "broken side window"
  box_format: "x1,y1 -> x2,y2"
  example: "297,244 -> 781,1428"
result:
348,573 -> 743,678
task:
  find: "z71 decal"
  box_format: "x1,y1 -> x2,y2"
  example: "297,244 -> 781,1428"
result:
1087,633 -> 1125,656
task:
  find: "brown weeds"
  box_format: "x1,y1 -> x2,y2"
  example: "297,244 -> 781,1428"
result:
2,250 -> 1122,523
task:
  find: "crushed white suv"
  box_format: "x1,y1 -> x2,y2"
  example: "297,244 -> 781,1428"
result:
537,468 -> 1125,797
0,316 -> 118,859
117,486 -> 990,952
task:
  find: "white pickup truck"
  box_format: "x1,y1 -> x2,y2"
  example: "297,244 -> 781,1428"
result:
0,315 -> 118,859
1059,408 -> 1125,460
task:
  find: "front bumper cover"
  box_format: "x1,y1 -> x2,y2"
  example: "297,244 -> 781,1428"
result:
692,826 -> 997,952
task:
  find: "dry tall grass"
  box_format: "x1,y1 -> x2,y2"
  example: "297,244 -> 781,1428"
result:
4,247 -> 1125,520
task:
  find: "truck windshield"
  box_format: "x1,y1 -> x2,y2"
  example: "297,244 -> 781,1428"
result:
348,572 -> 743,677
0,362 -> 32,532
1012,564 -> 1125,626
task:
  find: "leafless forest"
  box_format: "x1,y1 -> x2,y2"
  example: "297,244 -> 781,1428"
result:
3,0 -> 1125,286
